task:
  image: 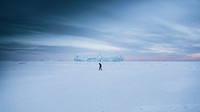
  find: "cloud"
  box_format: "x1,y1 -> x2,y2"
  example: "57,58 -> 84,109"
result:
153,17 -> 200,40
3,35 -> 130,52
188,53 -> 200,59
0,0 -> 200,60
141,44 -> 179,54
66,39 -> 130,51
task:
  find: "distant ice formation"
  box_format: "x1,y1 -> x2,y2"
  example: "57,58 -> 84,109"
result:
74,53 -> 124,62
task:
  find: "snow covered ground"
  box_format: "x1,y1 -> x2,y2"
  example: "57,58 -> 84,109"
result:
0,61 -> 200,112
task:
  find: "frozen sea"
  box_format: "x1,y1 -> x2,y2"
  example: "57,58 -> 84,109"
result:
0,61 -> 200,112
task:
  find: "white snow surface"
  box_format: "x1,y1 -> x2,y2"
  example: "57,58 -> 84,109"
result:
0,61 -> 200,112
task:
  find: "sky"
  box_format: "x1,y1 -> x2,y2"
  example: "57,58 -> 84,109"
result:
0,0 -> 200,61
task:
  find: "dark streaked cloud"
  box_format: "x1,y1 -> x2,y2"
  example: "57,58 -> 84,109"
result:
0,0 -> 200,61
0,42 -> 83,61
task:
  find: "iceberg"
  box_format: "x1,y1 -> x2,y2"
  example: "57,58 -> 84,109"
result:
74,54 -> 124,62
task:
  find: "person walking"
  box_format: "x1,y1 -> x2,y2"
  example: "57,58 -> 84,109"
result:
99,63 -> 102,70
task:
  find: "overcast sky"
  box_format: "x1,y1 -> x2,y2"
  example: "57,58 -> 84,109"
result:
0,0 -> 200,61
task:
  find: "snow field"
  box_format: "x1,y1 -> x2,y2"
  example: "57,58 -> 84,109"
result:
0,61 -> 200,112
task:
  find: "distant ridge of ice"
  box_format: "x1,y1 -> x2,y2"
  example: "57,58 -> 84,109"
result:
74,53 -> 124,62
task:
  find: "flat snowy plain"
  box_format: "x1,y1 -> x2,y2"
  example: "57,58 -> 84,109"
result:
0,61 -> 200,112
